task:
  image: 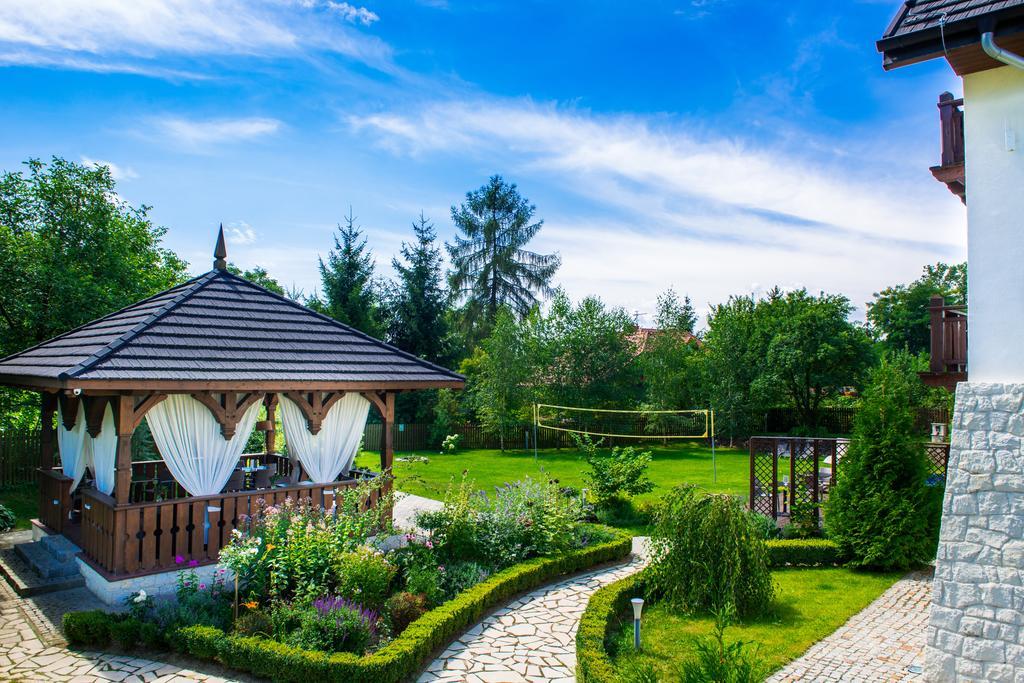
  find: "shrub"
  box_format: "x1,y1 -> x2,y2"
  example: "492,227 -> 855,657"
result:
676,604 -> 765,683
576,571 -> 646,683
148,566 -> 233,631
765,539 -> 841,567
110,617 -> 142,649
439,561 -> 489,600
332,548 -> 396,610
171,530 -> 631,683
63,610 -> 115,647
219,476 -> 394,603
575,434 -> 654,507
441,434 -> 461,453
404,562 -> 445,606
825,354 -> 943,570
287,597 -> 378,655
746,512 -> 777,540
418,475 -> 585,569
647,486 -> 774,618
0,503 -> 15,532
235,608 -> 274,637
385,591 -> 427,635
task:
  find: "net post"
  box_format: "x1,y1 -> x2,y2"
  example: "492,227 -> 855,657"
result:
533,403 -> 539,459
710,409 -> 717,484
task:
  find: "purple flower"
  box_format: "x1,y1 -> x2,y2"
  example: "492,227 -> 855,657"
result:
313,596 -> 379,636
188,559 -> 199,568
199,583 -> 206,590
174,555 -> 185,565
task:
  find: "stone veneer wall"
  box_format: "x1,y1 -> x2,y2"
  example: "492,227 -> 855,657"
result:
927,382 -> 1024,681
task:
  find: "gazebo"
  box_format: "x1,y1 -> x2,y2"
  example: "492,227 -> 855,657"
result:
0,229 -> 463,584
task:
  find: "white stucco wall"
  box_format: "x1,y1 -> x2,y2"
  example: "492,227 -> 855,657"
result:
963,66 -> 1024,382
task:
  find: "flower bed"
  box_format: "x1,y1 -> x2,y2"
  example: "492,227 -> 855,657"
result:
64,474 -> 633,682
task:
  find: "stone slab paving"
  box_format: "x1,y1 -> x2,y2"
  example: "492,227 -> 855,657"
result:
767,568 -> 933,682
417,538 -> 649,683
0,571 -> 252,682
393,492 -> 443,533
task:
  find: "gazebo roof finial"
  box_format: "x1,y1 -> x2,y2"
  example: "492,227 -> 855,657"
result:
214,224 -> 227,271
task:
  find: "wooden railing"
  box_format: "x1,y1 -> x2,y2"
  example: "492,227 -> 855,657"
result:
37,468 -> 72,533
923,295 -> 967,390
930,92 -> 966,201
80,472 -> 380,577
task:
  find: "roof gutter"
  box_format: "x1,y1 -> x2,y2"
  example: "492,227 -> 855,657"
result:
981,31 -> 1024,70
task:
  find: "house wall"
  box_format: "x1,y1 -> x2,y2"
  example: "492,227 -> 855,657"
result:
963,66 -> 1024,382
926,64 -> 1024,681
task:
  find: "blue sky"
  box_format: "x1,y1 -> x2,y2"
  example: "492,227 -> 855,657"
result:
0,0 -> 965,324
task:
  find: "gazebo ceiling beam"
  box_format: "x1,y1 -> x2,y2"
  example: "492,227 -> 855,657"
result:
360,391 -> 388,417
282,390 -> 346,435
57,394 -> 80,431
190,390 -> 265,440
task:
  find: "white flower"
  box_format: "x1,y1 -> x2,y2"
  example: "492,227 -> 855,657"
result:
133,590 -> 147,603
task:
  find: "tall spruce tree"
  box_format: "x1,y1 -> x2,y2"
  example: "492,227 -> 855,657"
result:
389,213 -> 448,364
316,208 -> 382,336
447,175 -> 560,334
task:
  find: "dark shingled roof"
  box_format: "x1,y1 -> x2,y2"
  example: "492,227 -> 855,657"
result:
878,0 -> 1024,71
0,269 -> 464,389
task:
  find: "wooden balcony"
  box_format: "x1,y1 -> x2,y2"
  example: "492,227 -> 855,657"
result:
921,295 -> 967,391
930,92 -> 965,202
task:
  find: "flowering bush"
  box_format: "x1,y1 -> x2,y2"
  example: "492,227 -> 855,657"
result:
384,591 -> 427,635
441,434 -> 461,454
275,596 -> 378,654
331,548 -> 396,610
418,475 -> 585,569
219,476 -> 394,603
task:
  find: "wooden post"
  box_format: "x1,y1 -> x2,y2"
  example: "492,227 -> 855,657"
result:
381,392 -> 395,474
40,392 -> 57,469
930,295 -> 946,373
771,440 -> 778,520
748,439 -> 756,512
812,440 -> 820,527
114,394 -> 136,506
264,393 -> 278,454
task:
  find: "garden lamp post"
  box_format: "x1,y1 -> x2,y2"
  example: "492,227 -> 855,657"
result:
631,598 -> 644,649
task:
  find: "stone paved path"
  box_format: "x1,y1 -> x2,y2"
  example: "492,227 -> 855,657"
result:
0,571 -> 249,682
417,539 -> 648,683
767,569 -> 933,682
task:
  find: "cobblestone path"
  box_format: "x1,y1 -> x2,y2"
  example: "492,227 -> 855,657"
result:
0,578 -> 248,682
767,569 -> 933,682
417,540 -> 648,683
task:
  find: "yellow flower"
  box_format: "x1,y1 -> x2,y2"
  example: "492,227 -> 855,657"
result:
242,601 -> 258,610
265,544 -> 276,552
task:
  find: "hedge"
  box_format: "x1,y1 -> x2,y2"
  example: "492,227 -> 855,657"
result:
575,570 -> 646,683
765,539 -> 842,567
65,531 -> 633,683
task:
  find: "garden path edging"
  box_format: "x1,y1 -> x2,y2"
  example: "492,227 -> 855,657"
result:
417,537 -> 649,683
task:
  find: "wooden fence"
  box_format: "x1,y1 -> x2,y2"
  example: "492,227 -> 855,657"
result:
749,435 -> 951,523
0,429 -> 42,487
763,406 -> 951,436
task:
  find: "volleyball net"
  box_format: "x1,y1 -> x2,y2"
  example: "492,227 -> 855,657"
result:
534,404 -> 714,441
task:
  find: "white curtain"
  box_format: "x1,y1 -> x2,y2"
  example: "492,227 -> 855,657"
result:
89,404 -> 118,495
145,394 -> 261,496
279,394 -> 370,484
57,403 -> 90,491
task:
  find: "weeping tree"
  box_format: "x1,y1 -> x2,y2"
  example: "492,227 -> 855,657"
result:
447,175 -> 560,336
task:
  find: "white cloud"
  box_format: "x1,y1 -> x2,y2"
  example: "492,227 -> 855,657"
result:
226,221 -> 258,245
152,116 -> 283,148
349,97 -> 966,319
327,2 -> 379,26
0,0 -> 393,76
81,156 -> 139,181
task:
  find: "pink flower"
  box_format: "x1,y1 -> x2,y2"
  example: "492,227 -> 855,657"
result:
174,555 -> 185,565
425,540 -> 434,549
188,560 -> 199,568
199,583 -> 206,590
438,565 -> 445,571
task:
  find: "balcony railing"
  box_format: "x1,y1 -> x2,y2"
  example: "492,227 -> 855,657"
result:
922,295 -> 967,390
930,92 -> 966,202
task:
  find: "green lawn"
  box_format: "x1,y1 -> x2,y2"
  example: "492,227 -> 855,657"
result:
355,442 -> 748,504
0,484 -> 38,530
610,568 -> 902,679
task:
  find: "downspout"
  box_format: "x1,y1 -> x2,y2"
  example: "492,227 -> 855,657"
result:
981,31 -> 1024,70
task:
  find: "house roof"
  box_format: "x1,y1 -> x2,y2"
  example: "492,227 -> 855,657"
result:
0,266 -> 464,391
626,327 -> 699,356
878,0 -> 1024,73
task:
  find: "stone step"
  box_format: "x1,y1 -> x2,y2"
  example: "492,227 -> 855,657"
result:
38,533 -> 80,563
14,542 -> 80,580
0,547 -> 84,596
